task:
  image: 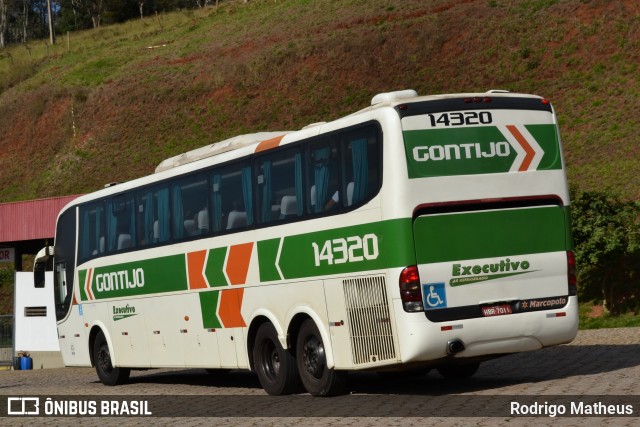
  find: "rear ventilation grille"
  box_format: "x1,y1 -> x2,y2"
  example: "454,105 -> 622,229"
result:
343,275 -> 396,365
24,306 -> 47,317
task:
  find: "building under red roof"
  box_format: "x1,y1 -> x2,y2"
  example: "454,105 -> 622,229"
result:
0,195 -> 81,270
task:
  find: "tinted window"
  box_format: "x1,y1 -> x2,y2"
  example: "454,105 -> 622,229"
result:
308,138 -> 340,214
212,164 -> 253,231
54,208 -> 76,321
136,185 -> 170,247
76,121 -> 382,260
339,124 -> 381,208
257,147 -> 304,224
105,194 -> 136,252
171,174 -> 208,240
79,201 -> 105,261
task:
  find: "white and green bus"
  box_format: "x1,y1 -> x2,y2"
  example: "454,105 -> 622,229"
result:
53,90 -> 578,396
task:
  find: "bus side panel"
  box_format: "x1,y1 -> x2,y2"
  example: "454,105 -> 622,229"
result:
105,298 -> 150,368
81,302 -> 109,366
216,328 -> 240,369
323,278 -> 354,369
242,280 -> 331,365
324,273 -> 402,371
139,296 -> 182,367
182,293 -> 223,368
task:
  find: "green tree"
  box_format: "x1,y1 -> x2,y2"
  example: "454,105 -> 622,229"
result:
0,266 -> 14,314
571,187 -> 640,315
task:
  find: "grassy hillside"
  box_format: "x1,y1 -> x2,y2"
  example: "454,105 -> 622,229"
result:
0,0 -> 638,202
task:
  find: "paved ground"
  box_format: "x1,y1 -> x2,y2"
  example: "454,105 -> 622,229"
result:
1,327 -> 639,426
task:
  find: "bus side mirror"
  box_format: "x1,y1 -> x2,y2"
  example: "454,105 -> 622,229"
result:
34,262 -> 46,288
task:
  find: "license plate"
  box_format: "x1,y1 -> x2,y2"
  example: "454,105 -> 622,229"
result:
481,304 -> 512,317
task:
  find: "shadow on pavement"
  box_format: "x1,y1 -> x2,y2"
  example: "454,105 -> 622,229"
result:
124,343 -> 640,396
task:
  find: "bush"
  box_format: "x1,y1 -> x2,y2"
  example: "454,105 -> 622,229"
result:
0,266 -> 14,314
570,187 -> 640,315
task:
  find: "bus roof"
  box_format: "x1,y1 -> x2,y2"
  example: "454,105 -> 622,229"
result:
349,89 -> 544,116
155,131 -> 293,173
153,90 -> 546,174
63,89 -> 551,211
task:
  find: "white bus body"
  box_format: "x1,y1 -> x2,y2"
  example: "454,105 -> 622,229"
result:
53,90 -> 578,395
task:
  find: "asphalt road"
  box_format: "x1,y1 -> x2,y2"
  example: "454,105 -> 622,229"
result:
1,327 -> 639,426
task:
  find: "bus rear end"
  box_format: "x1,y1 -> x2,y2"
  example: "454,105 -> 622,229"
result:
392,93 -> 578,374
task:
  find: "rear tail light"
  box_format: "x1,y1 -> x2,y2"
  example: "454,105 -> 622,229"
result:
567,251 -> 577,296
399,266 -> 424,312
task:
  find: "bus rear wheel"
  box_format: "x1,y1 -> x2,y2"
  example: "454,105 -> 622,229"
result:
296,319 -> 347,396
93,330 -> 130,386
253,322 -> 300,395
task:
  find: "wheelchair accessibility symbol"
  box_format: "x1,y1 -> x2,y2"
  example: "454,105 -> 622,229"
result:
423,283 -> 447,310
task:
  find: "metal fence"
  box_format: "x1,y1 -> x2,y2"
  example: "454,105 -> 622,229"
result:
0,314 -> 13,366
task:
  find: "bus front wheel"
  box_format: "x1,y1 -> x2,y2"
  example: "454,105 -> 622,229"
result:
296,319 -> 347,396
252,322 -> 300,395
93,330 -> 131,386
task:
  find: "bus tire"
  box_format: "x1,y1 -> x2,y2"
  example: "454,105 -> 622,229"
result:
253,322 -> 300,395
437,361 -> 480,379
296,319 -> 347,396
93,330 -> 130,386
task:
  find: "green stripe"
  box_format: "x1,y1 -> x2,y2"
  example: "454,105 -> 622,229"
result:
268,219 -> 416,280
80,219 -> 418,301
204,247 -> 229,287
403,124 -> 562,178
78,270 -> 88,301
78,207 -> 569,299
199,290 -> 222,329
414,206 -> 567,264
86,255 -> 187,300
258,238 -> 282,281
404,127 -> 512,178
525,124 -> 562,170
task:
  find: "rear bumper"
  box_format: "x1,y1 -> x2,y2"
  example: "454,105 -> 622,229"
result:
393,295 -> 579,363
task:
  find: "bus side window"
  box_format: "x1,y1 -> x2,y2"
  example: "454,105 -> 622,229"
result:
79,201 -> 105,261
214,164 -> 253,231
137,186 -> 170,246
308,139 -> 339,214
106,194 -> 136,252
257,148 -> 303,224
136,192 -> 150,246
171,174 -> 209,240
156,187 -> 170,243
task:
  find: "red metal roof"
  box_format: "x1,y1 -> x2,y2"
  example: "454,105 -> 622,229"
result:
0,195 -> 81,243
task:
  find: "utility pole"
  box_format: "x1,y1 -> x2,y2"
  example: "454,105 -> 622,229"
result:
46,0 -> 55,45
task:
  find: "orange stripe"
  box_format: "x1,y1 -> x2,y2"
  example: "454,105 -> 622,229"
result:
187,250 -> 208,290
506,125 -> 535,172
255,135 -> 285,153
219,288 -> 246,327
226,242 -> 254,285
